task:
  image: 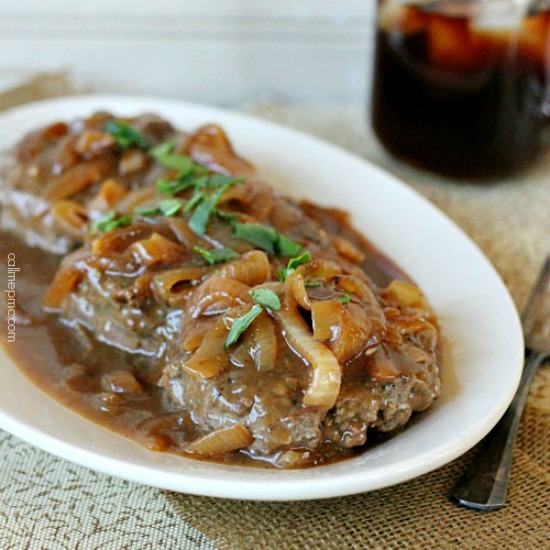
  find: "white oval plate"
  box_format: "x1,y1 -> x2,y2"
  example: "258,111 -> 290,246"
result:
0,95 -> 523,501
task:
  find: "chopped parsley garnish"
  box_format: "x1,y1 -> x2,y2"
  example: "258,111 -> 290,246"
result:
134,199 -> 181,217
279,251 -> 312,281
277,234 -> 303,257
150,142 -> 195,174
93,210 -> 132,232
203,175 -> 244,188
104,120 -> 147,149
157,171 -> 244,233
156,175 -> 197,196
232,223 -> 278,253
232,223 -> 302,257
194,246 -> 239,265
188,182 -> 235,235
159,199 -> 182,216
249,288 -> 281,311
158,174 -> 243,197
225,288 -> 281,348
150,141 -> 247,237
184,189 -> 205,213
224,304 -> 263,349
215,208 -> 238,224
338,293 -> 351,305
134,205 -> 160,217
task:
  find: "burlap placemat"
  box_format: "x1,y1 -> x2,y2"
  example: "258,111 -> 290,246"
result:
0,83 -> 548,548
0,70 -> 82,111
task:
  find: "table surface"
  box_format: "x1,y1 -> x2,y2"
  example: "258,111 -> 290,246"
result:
0,82 -> 549,549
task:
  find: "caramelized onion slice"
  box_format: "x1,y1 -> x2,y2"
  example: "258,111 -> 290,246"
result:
119,149 -> 147,175
43,266 -> 83,310
51,200 -> 88,238
294,259 -> 342,280
312,291 -> 385,363
333,302 -> 382,363
184,124 -> 255,178
391,314 -> 432,335
44,157 -> 115,201
232,310 -> 277,371
115,187 -> 156,215
88,178 -> 128,213
75,129 -> 115,155
330,235 -> 365,264
311,299 -> 343,341
186,424 -> 253,456
217,250 -> 270,286
177,319 -> 230,378
165,217 -> 200,248
250,313 -> 278,371
152,266 -> 211,306
334,274 -> 373,302
275,308 -> 341,409
187,276 -> 251,319
182,318 -> 217,352
91,224 -> 153,256
101,369 -> 143,394
129,232 -> 186,267
284,271 -> 311,310
366,345 -> 400,382
387,280 -> 427,309
16,122 -> 68,161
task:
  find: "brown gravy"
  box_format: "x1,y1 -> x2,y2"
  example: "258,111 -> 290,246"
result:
0,206 -> 409,467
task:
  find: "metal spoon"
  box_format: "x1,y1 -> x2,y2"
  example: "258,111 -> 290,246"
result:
450,256 -> 550,511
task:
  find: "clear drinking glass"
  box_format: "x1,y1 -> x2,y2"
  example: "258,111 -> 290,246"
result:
370,0 -> 550,179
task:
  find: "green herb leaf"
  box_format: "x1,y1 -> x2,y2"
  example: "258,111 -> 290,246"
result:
276,234 -> 302,257
134,205 -> 160,217
304,281 -> 321,288
104,120 -> 147,149
280,251 -> 312,281
150,142 -> 195,175
232,223 -> 278,253
156,175 -> 197,196
192,164 -> 209,176
288,251 -> 311,270
188,191 -> 222,234
338,293 -> 351,305
194,246 -> 239,265
249,288 -> 281,311
204,175 -> 244,188
93,210 -> 132,232
224,304 -> 263,349
184,189 -> 205,213
188,183 -> 234,235
134,199 -> 181,217
215,208 -> 238,224
150,141 -> 173,157
156,178 -> 177,195
93,210 -> 115,230
155,173 -> 243,198
159,199 -> 182,217
232,222 -> 301,257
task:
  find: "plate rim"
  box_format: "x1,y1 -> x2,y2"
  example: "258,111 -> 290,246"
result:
0,94 -> 524,501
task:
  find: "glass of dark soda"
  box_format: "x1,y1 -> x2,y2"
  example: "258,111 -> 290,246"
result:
371,0 -> 550,179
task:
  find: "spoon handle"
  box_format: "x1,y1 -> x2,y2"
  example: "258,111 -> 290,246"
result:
450,350 -> 547,511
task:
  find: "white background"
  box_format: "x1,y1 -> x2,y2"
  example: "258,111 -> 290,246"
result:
0,0 -> 377,105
